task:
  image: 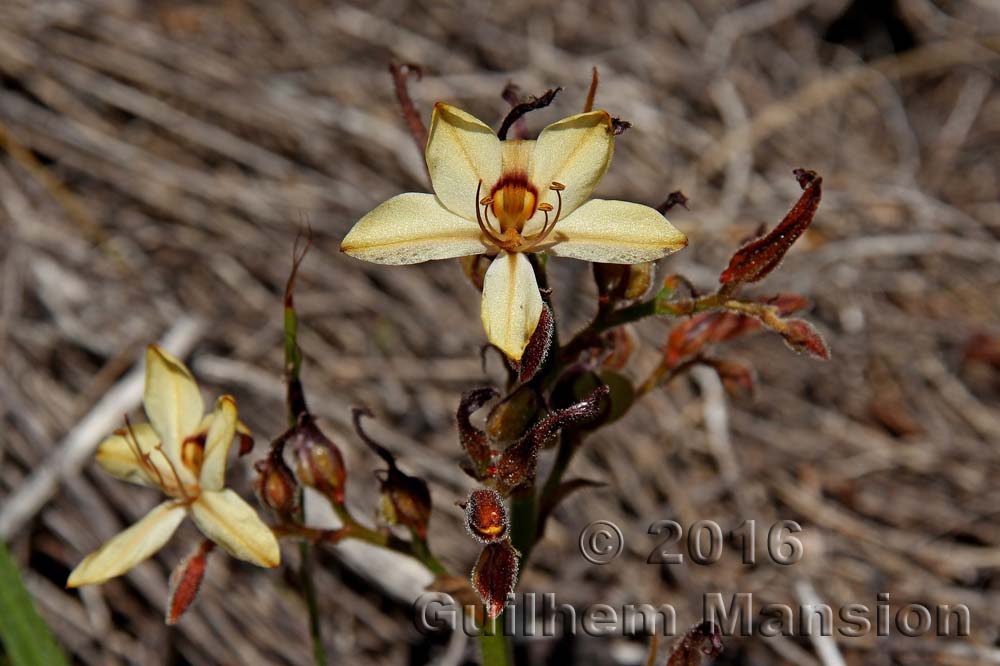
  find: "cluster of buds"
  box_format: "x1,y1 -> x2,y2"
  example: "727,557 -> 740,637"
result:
457,375 -> 608,616
253,412 -> 348,525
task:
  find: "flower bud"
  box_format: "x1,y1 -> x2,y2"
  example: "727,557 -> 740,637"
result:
601,324 -> 639,371
622,262 -> 653,301
720,169 -> 821,285
380,468 -> 432,540
465,488 -> 509,544
253,453 -> 298,521
457,388 -> 499,481
486,385 -> 542,443
592,263 -> 627,303
289,417 -> 347,505
351,406 -> 433,539
471,540 -> 519,619
593,262 -> 654,304
166,541 -> 214,625
779,319 -> 830,360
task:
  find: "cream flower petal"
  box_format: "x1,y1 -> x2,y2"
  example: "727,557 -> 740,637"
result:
95,423 -> 170,489
340,193 -> 489,265
426,103 -> 502,219
545,199 -> 688,263
481,251 -> 543,361
199,396 -> 237,492
190,489 -> 280,568
143,346 -> 204,468
67,501 -> 187,587
530,111 -> 614,219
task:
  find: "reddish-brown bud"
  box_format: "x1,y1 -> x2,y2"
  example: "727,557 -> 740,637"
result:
289,417 -> 347,505
762,293 -> 810,316
601,324 -> 639,371
518,304 -> 554,383
457,387 -> 499,480
780,319 -> 830,360
380,468 -> 432,540
720,169 -> 821,285
496,385 -> 609,494
666,312 -> 760,368
465,489 -> 509,544
166,541 -> 214,625
667,621 -> 723,666
704,359 -> 756,398
352,407 -> 432,539
471,540 -> 519,619
253,453 -> 299,519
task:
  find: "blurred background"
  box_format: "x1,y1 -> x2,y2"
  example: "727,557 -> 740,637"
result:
0,0 -> 998,664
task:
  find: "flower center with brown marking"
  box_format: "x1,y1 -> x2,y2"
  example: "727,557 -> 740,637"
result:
490,174 -> 538,235
475,179 -> 565,254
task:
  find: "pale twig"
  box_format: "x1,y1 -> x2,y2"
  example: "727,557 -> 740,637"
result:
707,77 -> 752,226
696,36 -> 1000,180
794,580 -> 847,666
692,366 -> 749,514
703,0 -> 816,66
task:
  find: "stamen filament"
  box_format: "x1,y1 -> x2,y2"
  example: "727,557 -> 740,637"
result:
521,183 -> 564,250
155,443 -> 193,501
124,415 -> 165,488
475,180 -> 504,246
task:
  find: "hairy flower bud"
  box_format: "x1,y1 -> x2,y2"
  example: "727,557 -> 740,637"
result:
166,541 -> 214,625
289,417 -> 347,505
465,488 -> 509,544
472,540 -> 519,619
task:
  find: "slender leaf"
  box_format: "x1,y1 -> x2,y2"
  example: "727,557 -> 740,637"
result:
0,543 -> 68,666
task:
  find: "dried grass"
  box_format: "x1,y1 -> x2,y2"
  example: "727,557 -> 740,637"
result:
1,1 -> 998,664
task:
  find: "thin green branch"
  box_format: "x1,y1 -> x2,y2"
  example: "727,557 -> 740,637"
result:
479,615 -> 512,666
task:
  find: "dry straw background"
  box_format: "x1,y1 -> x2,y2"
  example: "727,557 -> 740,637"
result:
1,1 -> 999,664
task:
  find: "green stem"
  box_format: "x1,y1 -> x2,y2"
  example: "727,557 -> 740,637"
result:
277,511 -> 448,576
410,535 -> 448,576
479,614 -> 512,666
509,485 -> 537,564
298,541 -> 327,666
536,428 -> 581,541
285,262 -> 327,666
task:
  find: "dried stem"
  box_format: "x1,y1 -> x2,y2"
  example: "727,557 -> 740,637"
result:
389,63 -> 429,161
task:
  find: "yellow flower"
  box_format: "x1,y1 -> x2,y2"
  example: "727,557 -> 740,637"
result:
67,346 -> 280,587
341,103 -> 687,360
